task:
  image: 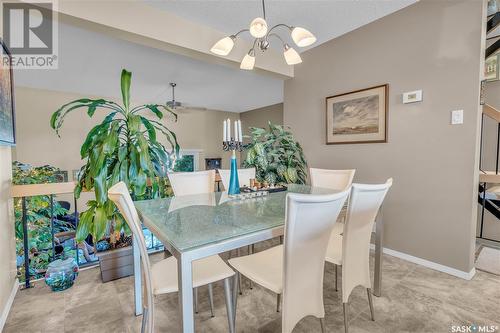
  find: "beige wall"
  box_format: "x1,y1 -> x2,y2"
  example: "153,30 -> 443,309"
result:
240,103 -> 284,131
0,9 -> 18,328
13,87 -> 238,174
284,0 -> 484,273
0,147 -> 17,329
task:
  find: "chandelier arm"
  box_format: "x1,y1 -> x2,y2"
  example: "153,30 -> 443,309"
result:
267,33 -> 285,46
266,23 -> 293,37
233,29 -> 249,38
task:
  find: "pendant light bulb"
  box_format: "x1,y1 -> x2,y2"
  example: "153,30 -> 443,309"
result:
249,17 -> 268,38
210,36 -> 236,56
291,27 -> 317,47
283,44 -> 302,65
240,49 -> 256,70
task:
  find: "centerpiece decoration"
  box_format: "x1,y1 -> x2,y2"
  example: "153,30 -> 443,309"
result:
222,119 -> 243,195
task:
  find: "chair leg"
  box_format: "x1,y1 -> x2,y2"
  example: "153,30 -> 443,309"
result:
208,283 -> 215,317
141,307 -> 148,333
319,317 -> 326,333
334,264 -> 338,292
367,288 -> 375,321
232,273 -> 239,322
223,278 -> 235,333
238,270 -> 243,295
248,244 -> 254,290
343,303 -> 349,333
236,248 -> 243,295
276,294 -> 281,313
194,288 -> 199,314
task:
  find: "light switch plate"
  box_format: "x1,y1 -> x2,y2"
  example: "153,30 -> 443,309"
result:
403,90 -> 423,104
451,110 -> 464,125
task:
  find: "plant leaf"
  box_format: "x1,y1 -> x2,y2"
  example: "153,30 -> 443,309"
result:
121,69 -> 132,112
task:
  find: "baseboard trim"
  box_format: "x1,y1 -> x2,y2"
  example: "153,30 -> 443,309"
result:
371,244 -> 476,280
0,279 -> 18,331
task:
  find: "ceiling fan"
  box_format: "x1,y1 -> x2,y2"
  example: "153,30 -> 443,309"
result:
166,83 -> 207,111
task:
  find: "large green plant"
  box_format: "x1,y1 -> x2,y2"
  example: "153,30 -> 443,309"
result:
244,122 -> 307,184
50,69 -> 180,243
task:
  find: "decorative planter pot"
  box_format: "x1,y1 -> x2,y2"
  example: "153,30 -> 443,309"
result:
98,246 -> 134,282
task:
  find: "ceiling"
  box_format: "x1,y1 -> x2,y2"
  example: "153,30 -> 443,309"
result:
14,19 -> 284,112
144,0 -> 416,52
14,0 -> 416,113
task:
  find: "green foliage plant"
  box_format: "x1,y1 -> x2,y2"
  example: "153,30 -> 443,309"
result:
244,122 -> 307,185
50,69 -> 180,243
12,162 -> 71,281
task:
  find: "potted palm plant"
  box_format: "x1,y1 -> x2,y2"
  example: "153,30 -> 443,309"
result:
244,122 -> 307,184
51,69 -> 180,281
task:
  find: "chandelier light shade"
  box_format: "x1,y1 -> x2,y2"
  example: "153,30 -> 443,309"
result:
240,50 -> 256,70
291,27 -> 317,47
249,17 -> 268,38
210,36 -> 235,56
283,44 -> 302,65
209,0 -> 316,70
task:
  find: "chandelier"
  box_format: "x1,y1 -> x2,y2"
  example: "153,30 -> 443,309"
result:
210,0 -> 316,70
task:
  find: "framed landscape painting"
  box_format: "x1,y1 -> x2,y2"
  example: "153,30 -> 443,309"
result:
326,84 -> 388,144
0,39 -> 15,145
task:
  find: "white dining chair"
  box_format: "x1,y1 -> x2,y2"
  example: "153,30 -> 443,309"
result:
167,169 -> 225,316
310,168 -> 355,192
218,167 -> 256,190
310,168 -> 355,226
325,179 -> 392,333
310,168 -> 355,292
108,182 -> 236,333
228,188 -> 350,333
168,170 -> 216,196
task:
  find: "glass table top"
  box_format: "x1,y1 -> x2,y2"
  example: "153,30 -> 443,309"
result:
134,184 -> 337,253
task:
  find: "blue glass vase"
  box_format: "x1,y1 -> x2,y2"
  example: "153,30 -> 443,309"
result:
228,152 -> 240,195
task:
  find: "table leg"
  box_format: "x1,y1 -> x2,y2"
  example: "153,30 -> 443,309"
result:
373,206 -> 384,297
133,235 -> 143,316
178,254 -> 195,333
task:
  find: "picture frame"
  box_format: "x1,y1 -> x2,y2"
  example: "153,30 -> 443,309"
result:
326,84 -> 388,145
0,38 -> 16,146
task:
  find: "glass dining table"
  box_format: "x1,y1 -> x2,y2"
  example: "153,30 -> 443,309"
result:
133,184 -> 384,332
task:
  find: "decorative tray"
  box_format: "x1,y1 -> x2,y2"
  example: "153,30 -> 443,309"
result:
240,185 -> 287,193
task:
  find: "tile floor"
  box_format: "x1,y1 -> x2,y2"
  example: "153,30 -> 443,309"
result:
4,244 -> 500,333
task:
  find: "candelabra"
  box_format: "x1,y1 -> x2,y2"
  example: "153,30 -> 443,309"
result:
222,119 -> 244,195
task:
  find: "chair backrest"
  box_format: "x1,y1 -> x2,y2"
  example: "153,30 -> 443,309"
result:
310,168 -> 355,191
108,182 -> 154,333
218,167 -> 256,190
341,178 -> 392,302
282,189 -> 350,333
168,170 -> 215,196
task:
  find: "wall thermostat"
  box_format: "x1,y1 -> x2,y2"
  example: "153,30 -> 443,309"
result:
403,90 -> 423,104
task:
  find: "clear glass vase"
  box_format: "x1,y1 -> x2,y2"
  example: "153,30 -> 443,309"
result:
45,257 -> 79,292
